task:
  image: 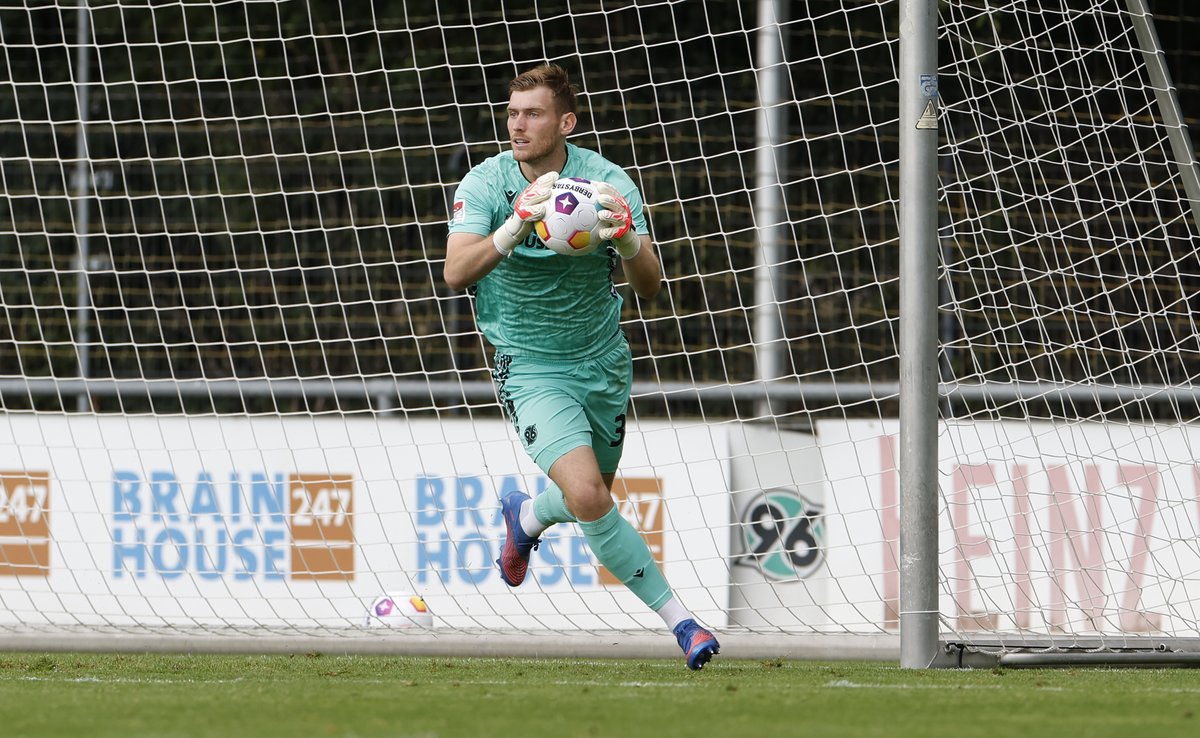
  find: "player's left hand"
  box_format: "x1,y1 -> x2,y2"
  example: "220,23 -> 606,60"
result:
596,182 -> 642,260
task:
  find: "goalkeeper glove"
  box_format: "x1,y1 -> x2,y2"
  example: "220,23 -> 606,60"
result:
493,170 -> 559,257
596,181 -> 641,260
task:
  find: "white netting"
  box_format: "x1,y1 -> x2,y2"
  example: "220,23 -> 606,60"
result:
0,1 -> 1198,657
934,1 -> 1200,648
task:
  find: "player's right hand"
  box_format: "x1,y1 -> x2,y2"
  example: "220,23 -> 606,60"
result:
493,170 -> 559,256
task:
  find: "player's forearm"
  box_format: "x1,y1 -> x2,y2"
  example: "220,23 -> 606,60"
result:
622,237 -> 662,300
444,171 -> 558,291
444,233 -> 506,291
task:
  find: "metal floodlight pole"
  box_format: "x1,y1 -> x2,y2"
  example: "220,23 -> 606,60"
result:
753,0 -> 786,416
73,0 -> 93,412
898,0 -> 941,669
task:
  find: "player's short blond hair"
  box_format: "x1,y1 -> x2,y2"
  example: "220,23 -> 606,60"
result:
509,63 -> 578,115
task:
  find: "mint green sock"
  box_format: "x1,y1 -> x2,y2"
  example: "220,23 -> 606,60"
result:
579,506 -> 672,611
532,483 -> 578,526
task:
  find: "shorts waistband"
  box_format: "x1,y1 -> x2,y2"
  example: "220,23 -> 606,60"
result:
494,328 -> 626,365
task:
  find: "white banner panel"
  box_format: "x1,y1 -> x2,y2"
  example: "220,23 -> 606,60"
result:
0,415 -> 729,630
404,419 -> 730,629
818,419 -> 1200,635
726,425 -> 828,627
17,412 -> 1196,636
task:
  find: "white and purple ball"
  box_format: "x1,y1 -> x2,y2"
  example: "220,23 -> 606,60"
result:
365,592 -> 434,628
533,177 -> 606,256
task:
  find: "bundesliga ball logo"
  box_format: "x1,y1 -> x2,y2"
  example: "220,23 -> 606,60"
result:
534,177 -> 605,256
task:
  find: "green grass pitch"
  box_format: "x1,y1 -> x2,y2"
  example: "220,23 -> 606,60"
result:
2,651 -> 1199,737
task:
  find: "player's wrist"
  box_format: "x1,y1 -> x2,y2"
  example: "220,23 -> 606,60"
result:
614,231 -> 641,260
493,214 -> 530,256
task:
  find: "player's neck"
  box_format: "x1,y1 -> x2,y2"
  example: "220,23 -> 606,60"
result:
519,145 -> 568,181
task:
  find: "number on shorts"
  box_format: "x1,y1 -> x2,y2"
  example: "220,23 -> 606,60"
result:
610,413 -> 626,448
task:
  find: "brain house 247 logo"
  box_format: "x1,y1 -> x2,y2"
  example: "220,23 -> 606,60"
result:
110,470 -> 354,581
736,488 -> 824,580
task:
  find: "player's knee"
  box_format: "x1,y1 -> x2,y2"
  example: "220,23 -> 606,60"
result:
569,481 -> 614,522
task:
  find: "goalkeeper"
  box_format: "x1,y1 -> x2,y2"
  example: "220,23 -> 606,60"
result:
444,63 -> 719,670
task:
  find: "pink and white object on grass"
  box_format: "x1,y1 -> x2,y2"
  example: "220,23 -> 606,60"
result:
365,592 -> 434,628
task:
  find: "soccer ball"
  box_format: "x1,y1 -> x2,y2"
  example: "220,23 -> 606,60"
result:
365,592 -> 434,628
533,177 -> 606,256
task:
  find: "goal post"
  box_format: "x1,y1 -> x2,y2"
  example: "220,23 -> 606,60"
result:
898,0 -> 941,669
1,1 -> 1200,666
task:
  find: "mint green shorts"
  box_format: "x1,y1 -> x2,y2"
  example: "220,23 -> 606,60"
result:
491,334 -> 631,475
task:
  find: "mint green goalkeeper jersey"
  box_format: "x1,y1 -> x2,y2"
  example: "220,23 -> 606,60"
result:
447,142 -> 648,359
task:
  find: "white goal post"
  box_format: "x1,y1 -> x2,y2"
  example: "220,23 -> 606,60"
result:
1,0 -> 1199,666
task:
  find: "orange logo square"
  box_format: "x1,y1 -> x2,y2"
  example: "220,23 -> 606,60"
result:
288,474 -> 354,580
0,472 -> 50,576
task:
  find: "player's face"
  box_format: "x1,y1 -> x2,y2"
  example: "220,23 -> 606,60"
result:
507,87 -> 573,168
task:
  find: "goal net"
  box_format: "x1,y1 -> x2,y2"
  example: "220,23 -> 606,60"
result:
931,0 -> 1200,664
1,0 -> 1198,661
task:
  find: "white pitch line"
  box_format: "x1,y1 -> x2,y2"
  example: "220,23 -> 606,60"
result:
825,679 -> 1009,690
9,673 -> 1200,695
0,674 -> 704,688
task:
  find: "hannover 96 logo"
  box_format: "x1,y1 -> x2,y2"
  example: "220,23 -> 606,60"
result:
735,488 -> 824,580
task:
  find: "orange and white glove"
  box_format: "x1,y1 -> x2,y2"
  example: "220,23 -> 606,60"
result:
493,170 -> 559,256
596,181 -> 641,260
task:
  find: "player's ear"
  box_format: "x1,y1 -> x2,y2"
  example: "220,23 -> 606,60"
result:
560,111 -> 577,136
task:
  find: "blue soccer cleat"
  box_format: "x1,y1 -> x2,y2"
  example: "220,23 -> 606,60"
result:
496,491 -> 540,587
673,618 -> 720,670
